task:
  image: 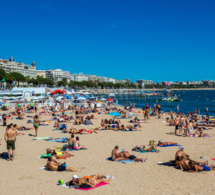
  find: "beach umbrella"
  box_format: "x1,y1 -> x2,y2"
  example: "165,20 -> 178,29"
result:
107,98 -> 113,101
108,112 -> 122,117
77,97 -> 86,100
100,98 -> 107,101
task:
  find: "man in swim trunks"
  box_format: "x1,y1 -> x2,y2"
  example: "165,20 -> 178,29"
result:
188,161 -> 215,172
46,156 -> 79,172
122,151 -> 147,162
111,145 -> 124,161
4,125 -> 16,161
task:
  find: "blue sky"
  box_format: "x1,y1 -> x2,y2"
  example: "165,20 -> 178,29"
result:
0,0 -> 214,82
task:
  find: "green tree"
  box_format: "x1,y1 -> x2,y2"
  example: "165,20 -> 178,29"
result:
0,69 -> 7,81
10,72 -> 26,87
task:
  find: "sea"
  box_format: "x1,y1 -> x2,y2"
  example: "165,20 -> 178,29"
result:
117,90 -> 215,116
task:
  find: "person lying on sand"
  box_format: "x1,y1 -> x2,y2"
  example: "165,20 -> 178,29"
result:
46,148 -> 69,156
111,145 -> 124,161
122,151 -> 147,162
46,156 -> 79,172
187,161 -> 215,172
175,146 -> 208,168
126,125 -> 141,131
132,145 -> 159,153
158,139 -> 177,146
66,174 -> 112,188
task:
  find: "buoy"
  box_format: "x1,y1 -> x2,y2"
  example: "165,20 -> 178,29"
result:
181,100 -> 182,102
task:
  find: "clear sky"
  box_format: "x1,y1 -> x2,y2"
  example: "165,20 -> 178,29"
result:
0,0 -> 215,82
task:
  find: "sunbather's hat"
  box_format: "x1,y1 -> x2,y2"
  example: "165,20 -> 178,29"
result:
3,114 -> 6,116
179,145 -> 183,150
72,175 -> 79,179
58,179 -> 64,185
159,139 -> 163,142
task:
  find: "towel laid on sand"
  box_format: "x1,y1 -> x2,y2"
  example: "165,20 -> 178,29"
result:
157,144 -> 179,147
136,149 -> 160,153
106,157 -> 134,164
58,182 -> 109,191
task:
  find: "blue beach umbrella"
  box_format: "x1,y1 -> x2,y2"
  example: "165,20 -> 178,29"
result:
108,112 -> 122,117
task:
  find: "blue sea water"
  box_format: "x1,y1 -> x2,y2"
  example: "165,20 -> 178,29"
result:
117,90 -> 215,116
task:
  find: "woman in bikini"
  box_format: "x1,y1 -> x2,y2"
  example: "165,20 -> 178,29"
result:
132,145 -> 160,153
33,115 -> 40,137
158,140 -> 178,146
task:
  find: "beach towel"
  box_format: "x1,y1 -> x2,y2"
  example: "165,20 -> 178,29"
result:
157,144 -> 179,147
211,158 -> 215,161
74,182 -> 109,191
58,182 -> 109,191
157,161 -> 175,166
123,130 -> 138,132
67,148 -> 87,151
57,153 -> 74,159
189,134 -> 211,138
136,149 -> 160,153
106,157 -> 134,164
33,137 -> 53,140
40,154 -> 52,158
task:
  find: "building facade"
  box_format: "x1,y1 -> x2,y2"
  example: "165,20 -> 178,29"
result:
0,56 -> 36,78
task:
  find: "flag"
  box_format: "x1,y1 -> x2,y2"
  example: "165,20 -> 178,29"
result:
1,78 -> 5,82
12,81 -> 16,86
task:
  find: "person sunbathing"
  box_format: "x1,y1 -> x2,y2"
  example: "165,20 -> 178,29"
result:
132,145 -> 159,153
122,151 -> 147,162
68,134 -> 75,149
66,174 -> 112,188
194,127 -> 204,137
73,136 -> 85,149
158,140 -> 178,146
188,161 -> 215,172
111,145 -> 124,161
126,125 -> 141,131
46,156 -> 79,172
74,116 -> 82,125
46,148 -> 69,156
169,117 -> 174,126
175,146 -> 208,167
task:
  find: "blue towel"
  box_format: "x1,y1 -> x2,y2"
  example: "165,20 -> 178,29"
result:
137,149 -> 160,153
106,157 -> 134,164
157,144 -> 179,147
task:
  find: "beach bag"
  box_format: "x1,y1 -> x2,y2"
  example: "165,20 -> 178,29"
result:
149,140 -> 155,145
27,120 -> 33,123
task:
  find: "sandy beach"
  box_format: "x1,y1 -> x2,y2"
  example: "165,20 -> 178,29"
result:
1,107 -> 215,195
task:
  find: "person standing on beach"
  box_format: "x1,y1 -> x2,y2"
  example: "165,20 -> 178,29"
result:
206,108 -> 209,116
177,105 -> 179,113
4,125 -> 16,161
33,115 -> 40,137
2,114 -> 7,126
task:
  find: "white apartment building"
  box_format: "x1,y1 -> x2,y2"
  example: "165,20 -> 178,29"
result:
73,73 -> 88,82
187,81 -> 203,85
119,79 -> 131,84
52,69 -> 71,83
136,79 -> 153,85
107,78 -> 117,84
0,56 -> 36,78
88,75 -> 97,82
97,76 -> 108,83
